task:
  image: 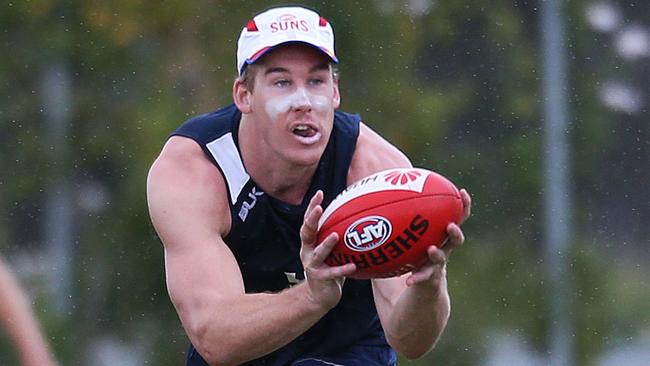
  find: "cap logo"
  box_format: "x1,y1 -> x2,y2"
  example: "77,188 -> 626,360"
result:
270,14 -> 309,33
278,14 -> 297,22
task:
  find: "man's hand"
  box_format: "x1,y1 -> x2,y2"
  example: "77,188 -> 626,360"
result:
406,188 -> 472,287
300,190 -> 356,309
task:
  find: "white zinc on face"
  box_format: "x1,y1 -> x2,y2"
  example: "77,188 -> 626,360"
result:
264,86 -> 332,121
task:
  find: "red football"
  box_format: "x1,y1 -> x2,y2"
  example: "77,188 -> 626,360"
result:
317,168 -> 464,279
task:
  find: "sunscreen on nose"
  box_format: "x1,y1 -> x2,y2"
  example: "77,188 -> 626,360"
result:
290,88 -> 311,109
265,87 -> 332,121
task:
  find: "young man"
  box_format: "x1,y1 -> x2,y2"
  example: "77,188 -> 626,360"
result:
147,6 -> 471,366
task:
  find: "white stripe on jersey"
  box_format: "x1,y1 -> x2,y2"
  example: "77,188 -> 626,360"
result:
206,132 -> 249,203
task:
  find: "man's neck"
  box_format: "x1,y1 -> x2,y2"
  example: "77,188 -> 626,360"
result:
238,116 -> 317,205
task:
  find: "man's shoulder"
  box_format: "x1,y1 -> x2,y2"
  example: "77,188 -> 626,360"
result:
333,109 -> 362,140
173,104 -> 241,144
334,109 -> 362,124
347,123 -> 411,184
184,104 -> 239,124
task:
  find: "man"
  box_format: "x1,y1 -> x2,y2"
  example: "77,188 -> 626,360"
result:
0,256 -> 58,366
147,6 -> 471,366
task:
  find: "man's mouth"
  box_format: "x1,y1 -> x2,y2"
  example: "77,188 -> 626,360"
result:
293,124 -> 317,138
291,124 -> 321,144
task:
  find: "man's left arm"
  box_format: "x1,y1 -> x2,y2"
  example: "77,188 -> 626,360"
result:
370,214 -> 468,359
348,122 -> 472,359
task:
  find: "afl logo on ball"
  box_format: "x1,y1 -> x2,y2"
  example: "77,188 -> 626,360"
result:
344,216 -> 393,252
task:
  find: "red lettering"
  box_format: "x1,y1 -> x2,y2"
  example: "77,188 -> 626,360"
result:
269,19 -> 310,34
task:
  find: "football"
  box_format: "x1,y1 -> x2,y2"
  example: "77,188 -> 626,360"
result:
317,168 -> 464,279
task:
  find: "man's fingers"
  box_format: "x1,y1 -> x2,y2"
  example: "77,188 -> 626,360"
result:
306,190 -> 324,215
301,191 -> 325,246
305,233 -> 357,279
405,189 -> 470,286
460,188 -> 471,222
406,264 -> 435,286
310,233 -> 338,264
323,262 -> 356,278
443,223 -> 464,256
300,206 -> 322,246
427,245 -> 447,265
405,246 -> 448,286
309,261 -> 356,281
447,223 -> 465,244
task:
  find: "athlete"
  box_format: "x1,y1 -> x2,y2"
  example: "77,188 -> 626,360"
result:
0,256 -> 58,366
147,6 -> 471,366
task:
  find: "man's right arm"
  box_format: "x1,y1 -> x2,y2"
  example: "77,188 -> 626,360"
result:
146,136 -> 353,366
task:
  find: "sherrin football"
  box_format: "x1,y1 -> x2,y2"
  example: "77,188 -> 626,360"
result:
317,168 -> 464,279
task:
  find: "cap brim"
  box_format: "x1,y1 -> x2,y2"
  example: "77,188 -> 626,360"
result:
241,41 -> 338,75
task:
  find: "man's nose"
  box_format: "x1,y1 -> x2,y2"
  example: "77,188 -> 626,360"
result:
290,88 -> 312,111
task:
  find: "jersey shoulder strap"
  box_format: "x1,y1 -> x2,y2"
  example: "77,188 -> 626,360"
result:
171,104 -> 249,205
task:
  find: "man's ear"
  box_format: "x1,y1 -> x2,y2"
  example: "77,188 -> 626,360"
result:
333,79 -> 341,109
233,79 -> 252,113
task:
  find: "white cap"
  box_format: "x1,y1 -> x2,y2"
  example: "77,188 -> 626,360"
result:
236,6 -> 338,75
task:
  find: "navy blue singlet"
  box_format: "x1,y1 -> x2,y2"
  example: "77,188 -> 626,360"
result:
171,104 -> 396,366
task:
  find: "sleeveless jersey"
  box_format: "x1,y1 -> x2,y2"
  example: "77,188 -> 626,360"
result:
171,104 -> 393,366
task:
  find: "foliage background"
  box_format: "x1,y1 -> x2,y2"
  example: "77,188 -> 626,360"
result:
1,0 -> 648,365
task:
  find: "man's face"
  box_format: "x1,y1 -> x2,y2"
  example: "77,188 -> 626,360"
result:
244,43 -> 340,167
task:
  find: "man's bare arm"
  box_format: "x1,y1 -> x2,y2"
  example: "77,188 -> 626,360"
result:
349,123 -> 471,358
147,137 -> 353,365
0,256 -> 58,366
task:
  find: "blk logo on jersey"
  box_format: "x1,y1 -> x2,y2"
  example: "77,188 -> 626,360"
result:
239,186 -> 264,222
344,216 -> 392,252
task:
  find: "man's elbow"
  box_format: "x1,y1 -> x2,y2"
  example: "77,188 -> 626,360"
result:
188,320 -> 241,366
399,345 -> 435,360
171,295 -> 239,365
386,332 -> 442,360
192,332 -> 239,366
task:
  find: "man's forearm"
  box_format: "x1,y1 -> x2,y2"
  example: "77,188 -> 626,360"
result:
186,281 -> 330,366
382,275 -> 451,359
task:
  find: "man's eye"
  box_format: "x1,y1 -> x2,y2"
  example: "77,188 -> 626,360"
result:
275,80 -> 290,87
309,78 -> 324,85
